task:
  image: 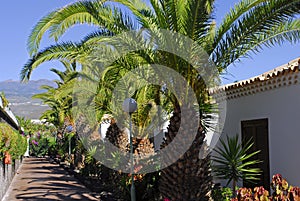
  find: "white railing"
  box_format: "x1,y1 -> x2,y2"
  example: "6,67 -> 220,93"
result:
0,158 -> 22,200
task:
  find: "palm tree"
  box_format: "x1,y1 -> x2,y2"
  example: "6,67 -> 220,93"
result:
33,86 -> 69,128
21,0 -> 300,200
33,61 -> 78,129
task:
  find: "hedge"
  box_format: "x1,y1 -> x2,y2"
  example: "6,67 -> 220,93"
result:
0,123 -> 27,160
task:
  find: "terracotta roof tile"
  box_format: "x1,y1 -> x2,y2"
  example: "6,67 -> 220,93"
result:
210,57 -> 300,95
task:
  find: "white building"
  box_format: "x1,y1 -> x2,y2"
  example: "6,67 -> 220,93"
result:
0,96 -> 20,131
211,57 -> 300,187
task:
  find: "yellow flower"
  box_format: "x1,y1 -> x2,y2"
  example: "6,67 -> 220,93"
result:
282,179 -> 289,190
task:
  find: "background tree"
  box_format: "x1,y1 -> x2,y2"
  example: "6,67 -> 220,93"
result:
32,61 -> 78,129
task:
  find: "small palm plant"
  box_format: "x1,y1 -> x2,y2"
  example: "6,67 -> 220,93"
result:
212,134 -> 261,194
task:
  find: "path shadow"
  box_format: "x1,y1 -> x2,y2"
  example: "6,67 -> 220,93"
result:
8,158 -> 101,201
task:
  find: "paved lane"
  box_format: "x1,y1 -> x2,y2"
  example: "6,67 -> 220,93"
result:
2,158 -> 100,201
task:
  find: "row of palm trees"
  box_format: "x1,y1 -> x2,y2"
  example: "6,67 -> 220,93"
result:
31,62 -> 78,130
21,0 -> 300,200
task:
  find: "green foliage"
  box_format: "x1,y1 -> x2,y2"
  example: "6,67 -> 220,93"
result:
47,136 -> 57,157
30,136 -> 55,157
212,134 -> 261,191
17,116 -> 56,135
21,0 -> 300,82
9,132 -> 27,160
80,141 -> 103,178
75,137 -> 160,201
31,62 -> 77,129
16,116 -> 57,157
0,123 -> 27,160
112,169 -> 161,201
54,131 -> 76,161
211,185 -> 233,201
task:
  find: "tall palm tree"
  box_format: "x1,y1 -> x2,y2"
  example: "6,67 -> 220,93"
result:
33,87 -> 69,128
33,61 -> 78,129
21,0 -> 300,200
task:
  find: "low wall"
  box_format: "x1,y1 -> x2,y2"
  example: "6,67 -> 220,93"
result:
0,158 -> 22,200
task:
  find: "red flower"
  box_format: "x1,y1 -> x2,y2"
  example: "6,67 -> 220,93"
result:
134,164 -> 143,173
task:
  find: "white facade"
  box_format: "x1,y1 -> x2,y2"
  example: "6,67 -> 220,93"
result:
0,96 -> 20,130
213,58 -> 300,186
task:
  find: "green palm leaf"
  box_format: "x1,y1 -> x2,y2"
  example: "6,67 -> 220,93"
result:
212,134 -> 261,190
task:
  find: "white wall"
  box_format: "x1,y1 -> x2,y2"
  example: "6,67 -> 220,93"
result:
218,83 -> 300,186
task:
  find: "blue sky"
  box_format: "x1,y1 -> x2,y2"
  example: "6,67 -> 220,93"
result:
0,0 -> 299,84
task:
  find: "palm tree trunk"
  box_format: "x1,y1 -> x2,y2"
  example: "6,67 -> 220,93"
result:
159,103 -> 213,201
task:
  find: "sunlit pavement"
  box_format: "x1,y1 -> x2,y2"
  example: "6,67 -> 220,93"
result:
2,158 -> 100,201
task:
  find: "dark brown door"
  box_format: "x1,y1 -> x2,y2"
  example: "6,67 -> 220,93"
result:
241,118 -> 270,189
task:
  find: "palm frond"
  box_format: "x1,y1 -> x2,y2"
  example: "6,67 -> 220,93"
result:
212,134 -> 261,187
27,10 -> 58,56
21,41 -> 87,82
186,0 -> 215,40
213,0 -> 267,52
149,0 -> 167,28
213,0 -> 300,68
48,1 -> 107,41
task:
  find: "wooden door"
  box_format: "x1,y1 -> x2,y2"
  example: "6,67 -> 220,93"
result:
241,118 -> 270,189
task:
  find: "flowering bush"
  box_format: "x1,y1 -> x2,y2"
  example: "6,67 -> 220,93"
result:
30,134 -> 56,157
254,186 -> 269,201
32,139 -> 39,146
289,186 -> 300,200
271,174 -> 289,200
231,174 -> 300,201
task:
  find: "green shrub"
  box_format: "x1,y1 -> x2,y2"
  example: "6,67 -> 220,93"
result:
30,134 -> 56,157
211,185 -> 233,201
0,123 -> 27,160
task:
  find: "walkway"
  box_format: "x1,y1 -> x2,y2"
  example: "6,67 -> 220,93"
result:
2,158 -> 100,201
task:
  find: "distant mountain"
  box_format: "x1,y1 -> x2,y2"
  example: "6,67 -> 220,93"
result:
0,79 -> 56,119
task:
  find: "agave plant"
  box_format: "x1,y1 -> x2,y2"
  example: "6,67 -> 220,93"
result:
212,134 -> 261,193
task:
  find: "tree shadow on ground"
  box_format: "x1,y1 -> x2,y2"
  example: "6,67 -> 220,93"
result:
7,158 -> 103,201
